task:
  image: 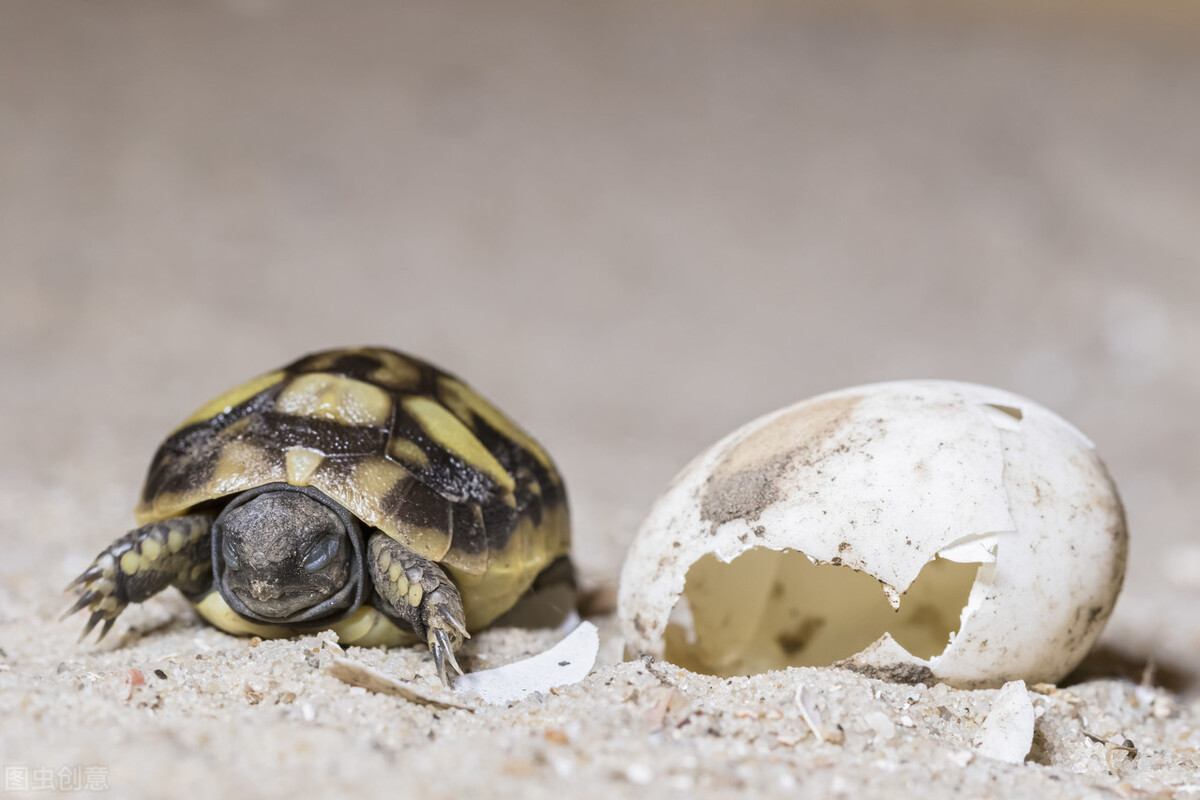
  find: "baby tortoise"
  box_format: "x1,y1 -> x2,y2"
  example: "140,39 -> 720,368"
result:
65,347 -> 572,684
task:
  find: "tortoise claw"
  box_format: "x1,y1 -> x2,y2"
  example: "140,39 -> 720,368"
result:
61,591 -> 101,622
64,551 -> 127,643
67,592 -> 124,644
445,613 -> 470,639
65,565 -> 103,592
431,628 -> 463,686
78,609 -> 107,643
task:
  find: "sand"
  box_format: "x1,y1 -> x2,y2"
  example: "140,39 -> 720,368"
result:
1,1 -> 1199,797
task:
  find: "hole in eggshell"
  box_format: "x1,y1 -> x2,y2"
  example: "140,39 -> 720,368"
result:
662,548 -> 981,676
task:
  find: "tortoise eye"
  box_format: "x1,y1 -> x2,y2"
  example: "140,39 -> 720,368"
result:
223,539 -> 240,569
303,534 -> 341,572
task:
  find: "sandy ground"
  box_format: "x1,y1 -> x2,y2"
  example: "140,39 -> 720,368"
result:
2,1 -> 1200,797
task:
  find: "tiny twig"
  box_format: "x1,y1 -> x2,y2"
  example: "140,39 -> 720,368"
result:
1082,730 -> 1137,773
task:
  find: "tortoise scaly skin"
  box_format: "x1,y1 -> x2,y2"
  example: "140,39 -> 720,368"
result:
65,347 -> 572,684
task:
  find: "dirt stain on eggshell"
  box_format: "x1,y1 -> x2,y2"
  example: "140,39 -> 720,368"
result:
699,395 -> 861,529
838,658 -> 936,686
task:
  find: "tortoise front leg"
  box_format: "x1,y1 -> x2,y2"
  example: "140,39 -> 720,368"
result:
64,515 -> 213,641
366,532 -> 469,685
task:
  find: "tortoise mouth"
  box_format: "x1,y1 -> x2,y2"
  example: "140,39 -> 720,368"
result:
226,580 -> 361,624
212,483 -> 369,627
228,586 -> 340,621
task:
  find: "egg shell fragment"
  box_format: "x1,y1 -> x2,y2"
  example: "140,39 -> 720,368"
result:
618,380 -> 1127,688
974,680 -> 1036,764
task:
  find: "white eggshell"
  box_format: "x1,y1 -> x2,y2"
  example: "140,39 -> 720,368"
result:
618,380 -> 1127,688
974,680 -> 1035,764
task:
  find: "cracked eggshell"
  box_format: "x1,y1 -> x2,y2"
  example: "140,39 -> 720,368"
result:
618,380 -> 1127,688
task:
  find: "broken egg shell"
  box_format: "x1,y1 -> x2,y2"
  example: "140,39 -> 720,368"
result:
618,380 -> 1127,688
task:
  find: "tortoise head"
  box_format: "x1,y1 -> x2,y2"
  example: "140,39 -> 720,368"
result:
213,484 -> 368,625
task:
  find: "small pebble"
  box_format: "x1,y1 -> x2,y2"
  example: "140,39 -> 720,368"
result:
625,763 -> 653,785
864,711 -> 896,741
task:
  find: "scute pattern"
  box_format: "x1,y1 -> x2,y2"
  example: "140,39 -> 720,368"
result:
135,347 -> 569,617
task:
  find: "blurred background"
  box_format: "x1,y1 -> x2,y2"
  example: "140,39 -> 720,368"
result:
2,0 -> 1198,670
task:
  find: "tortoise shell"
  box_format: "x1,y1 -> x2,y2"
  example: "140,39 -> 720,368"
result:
137,346 -> 570,629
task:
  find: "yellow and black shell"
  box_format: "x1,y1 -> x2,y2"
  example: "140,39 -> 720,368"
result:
137,346 -> 569,637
